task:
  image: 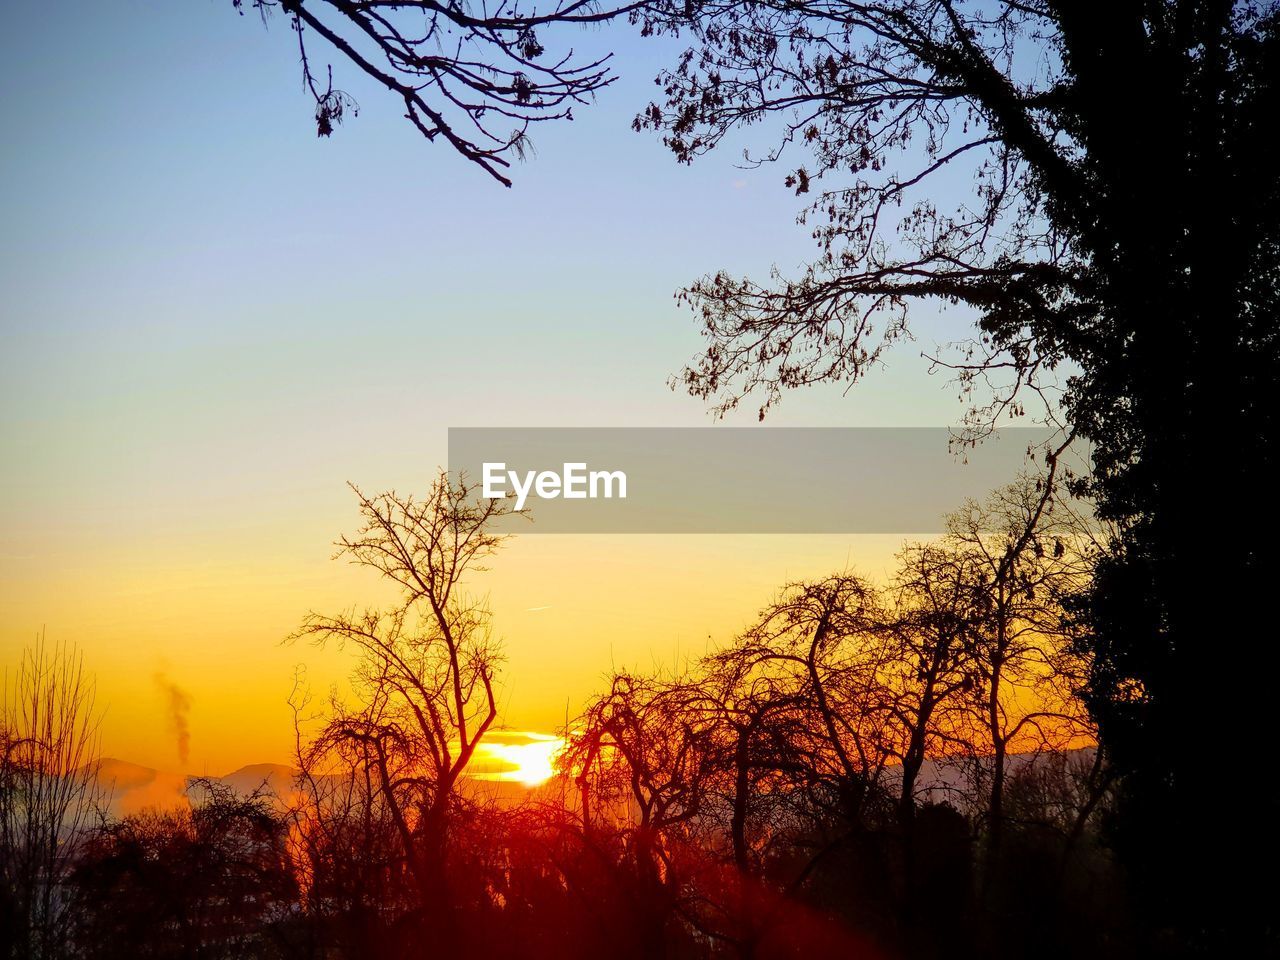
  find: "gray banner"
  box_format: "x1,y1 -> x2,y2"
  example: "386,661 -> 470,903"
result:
448,427 -> 1068,533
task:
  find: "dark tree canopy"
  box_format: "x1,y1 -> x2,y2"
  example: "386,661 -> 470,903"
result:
641,2 -> 1279,439
235,0 -> 1280,949
635,3 -> 1280,940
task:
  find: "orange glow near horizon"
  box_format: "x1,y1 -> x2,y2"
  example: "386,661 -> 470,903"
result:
472,732 -> 565,788
2,532 -> 906,773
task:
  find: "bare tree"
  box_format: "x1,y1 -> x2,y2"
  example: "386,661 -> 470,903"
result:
939,475 -> 1096,876
0,636 -> 103,960
886,545 -> 984,824
238,0 -> 645,185
286,671 -> 411,954
691,648 -> 807,875
291,473 -> 513,937
68,780 -> 296,960
568,672 -> 713,858
566,671 -> 717,955
725,575 -> 899,827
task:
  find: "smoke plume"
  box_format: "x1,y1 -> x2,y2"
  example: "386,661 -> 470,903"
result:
153,672 -> 192,766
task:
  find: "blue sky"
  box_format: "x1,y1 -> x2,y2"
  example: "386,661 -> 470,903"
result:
0,0 -> 986,769
1,0 -> 963,446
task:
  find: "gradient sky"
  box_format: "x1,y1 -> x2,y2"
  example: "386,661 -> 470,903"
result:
1,1 -> 978,774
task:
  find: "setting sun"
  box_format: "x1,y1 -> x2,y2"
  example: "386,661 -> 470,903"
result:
473,732 -> 565,788
5,0 -> 1266,954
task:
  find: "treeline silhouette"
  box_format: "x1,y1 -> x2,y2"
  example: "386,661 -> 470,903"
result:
3,473 -> 1135,960
234,5 -> 1280,948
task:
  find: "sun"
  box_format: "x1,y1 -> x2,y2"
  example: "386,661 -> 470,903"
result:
505,737 -> 561,787
474,732 -> 564,788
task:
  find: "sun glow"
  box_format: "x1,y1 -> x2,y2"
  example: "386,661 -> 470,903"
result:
474,732 -> 564,788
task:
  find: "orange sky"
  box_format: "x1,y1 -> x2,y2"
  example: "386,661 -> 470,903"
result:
0,0 -> 980,778
1,522 -> 909,773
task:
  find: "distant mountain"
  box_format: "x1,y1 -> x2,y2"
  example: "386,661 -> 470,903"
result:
92,758 -> 189,819
85,758 -> 559,819
86,758 -> 300,819
85,748 -> 1092,820
884,746 -> 1099,811
217,763 -> 296,799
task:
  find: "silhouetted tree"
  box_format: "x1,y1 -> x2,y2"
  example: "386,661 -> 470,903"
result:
885,548 -> 980,830
924,476 -> 1095,881
562,497 -> 1109,957
0,637 -> 103,960
68,781 -> 297,959
241,1 -> 1280,941
8,491 -> 1134,958
634,3 -> 1280,946
688,589 -> 903,955
567,672 -> 716,954
236,0 -> 643,185
693,647 -> 809,875
240,1 -> 1280,939
290,473 -> 513,947
286,671 -> 410,956
720,575 -> 898,830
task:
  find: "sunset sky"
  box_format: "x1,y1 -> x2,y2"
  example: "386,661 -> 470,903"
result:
2,0 -> 972,775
